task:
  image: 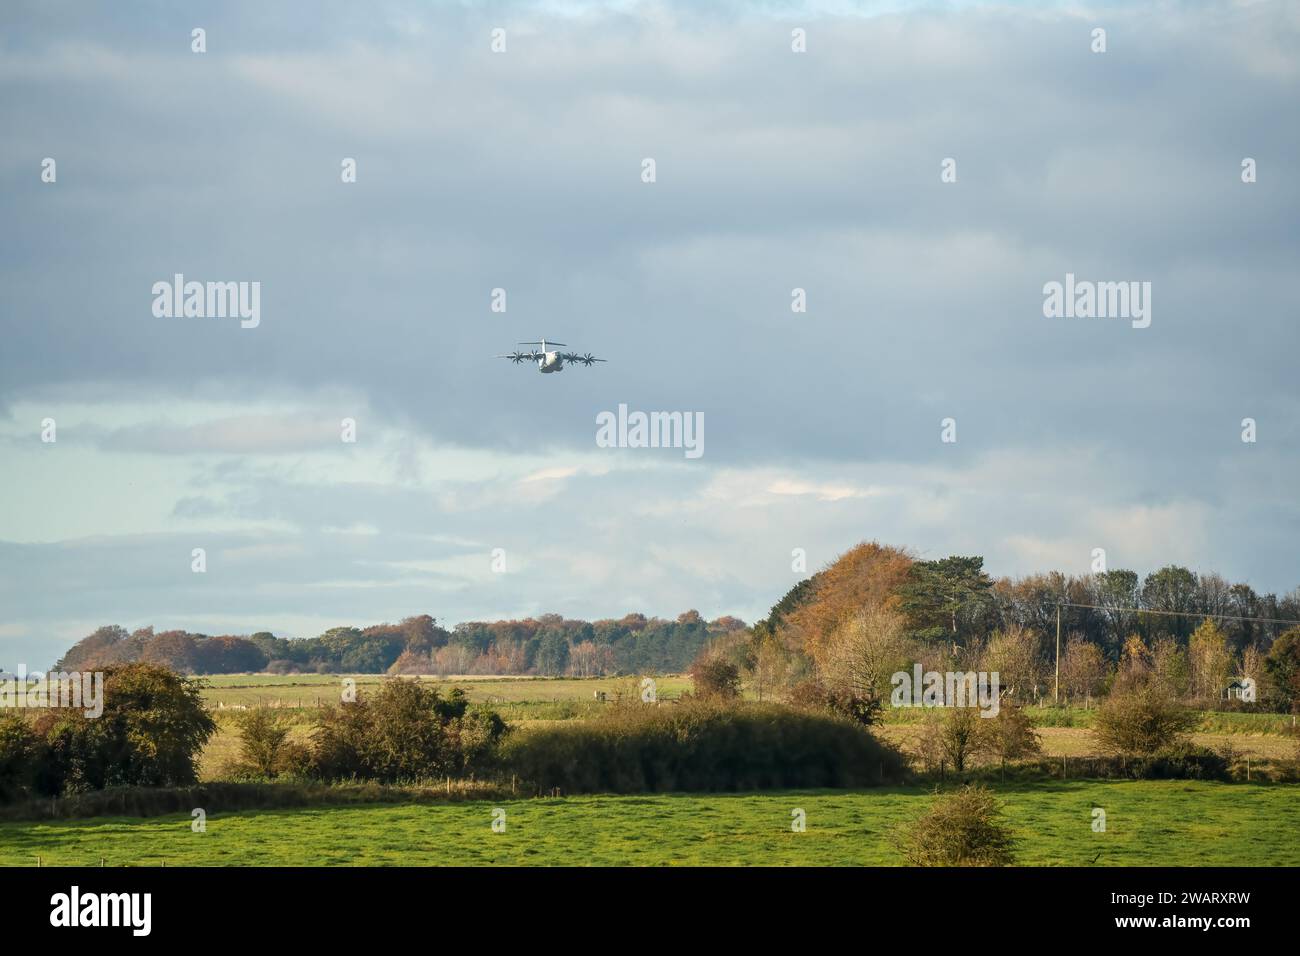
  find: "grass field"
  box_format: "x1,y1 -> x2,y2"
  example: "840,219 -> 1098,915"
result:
192,674 -> 1298,779
195,675 -> 693,778
200,674 -> 693,711
3,781 -> 1297,867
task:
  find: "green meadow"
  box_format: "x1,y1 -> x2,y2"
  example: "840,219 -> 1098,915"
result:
4,781 -> 1297,867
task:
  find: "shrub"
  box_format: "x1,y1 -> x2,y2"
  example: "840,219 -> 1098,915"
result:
979,702 -> 1042,769
1122,743 -> 1229,781
0,712 -> 41,803
224,709 -> 311,779
897,785 -> 1016,867
33,663 -> 216,795
1094,684 -> 1199,755
916,706 -> 984,772
501,699 -> 906,793
789,678 -> 881,726
310,680 -> 506,782
688,656 -> 741,700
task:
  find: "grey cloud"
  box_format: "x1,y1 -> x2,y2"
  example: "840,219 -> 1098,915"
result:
1,1 -> 1297,664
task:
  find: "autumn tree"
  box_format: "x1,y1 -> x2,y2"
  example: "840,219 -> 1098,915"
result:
818,606 -> 913,703
980,625 -> 1043,701
1114,634 -> 1153,693
748,626 -> 792,702
781,542 -> 913,668
1060,636 -> 1107,705
1188,618 -> 1232,703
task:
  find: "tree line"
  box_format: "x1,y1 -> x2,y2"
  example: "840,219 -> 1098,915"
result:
52,611 -> 749,677
706,542 -> 1300,713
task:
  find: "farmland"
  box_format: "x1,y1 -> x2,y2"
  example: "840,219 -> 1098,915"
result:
3,781 -> 1297,867
192,674 -> 1299,781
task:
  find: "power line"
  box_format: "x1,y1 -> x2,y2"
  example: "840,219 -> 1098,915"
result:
1056,602 -> 1298,627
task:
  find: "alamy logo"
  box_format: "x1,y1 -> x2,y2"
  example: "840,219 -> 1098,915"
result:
152,273 -> 260,328
50,886 -> 151,936
596,404 -> 704,459
0,666 -> 103,718
890,665 -> 1001,717
1042,272 -> 1151,328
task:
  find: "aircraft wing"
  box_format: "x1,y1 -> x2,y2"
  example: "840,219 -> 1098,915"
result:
560,352 -> 608,366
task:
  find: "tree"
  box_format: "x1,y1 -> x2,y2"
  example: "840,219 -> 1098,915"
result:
1095,569 -> 1140,653
37,663 -> 216,792
568,641 -> 614,678
1264,627 -> 1300,712
1060,636 -> 1107,705
1151,637 -> 1190,697
981,625 -> 1043,701
1140,566 -> 1199,642
55,625 -> 132,671
1187,618 -> 1232,702
1239,643 -> 1267,704
1114,634 -> 1153,693
897,785 -> 1016,867
0,712 -> 40,802
194,636 -> 269,674
917,706 -> 983,773
534,630 -> 570,676
818,606 -> 912,703
1093,683 -> 1199,756
749,629 -> 791,702
781,542 -> 914,664
900,555 -> 994,639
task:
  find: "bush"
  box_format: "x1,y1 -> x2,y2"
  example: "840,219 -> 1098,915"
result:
688,656 -> 741,700
310,680 -> 506,782
789,679 -> 881,726
501,699 -> 906,793
897,785 -> 1016,866
0,712 -> 41,803
916,706 -> 984,773
1094,684 -> 1199,755
224,709 -> 311,779
33,663 -> 216,795
1122,743 -> 1229,781
979,702 -> 1042,769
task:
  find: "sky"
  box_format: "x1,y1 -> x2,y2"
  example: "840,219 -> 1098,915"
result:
1,0 -> 1297,668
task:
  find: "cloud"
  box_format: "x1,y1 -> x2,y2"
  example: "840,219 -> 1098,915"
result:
0,0 -> 1297,666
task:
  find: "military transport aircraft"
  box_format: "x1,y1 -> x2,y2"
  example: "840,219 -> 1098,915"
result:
497,340 -> 607,374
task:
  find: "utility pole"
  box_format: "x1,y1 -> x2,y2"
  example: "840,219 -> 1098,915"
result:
1054,604 -> 1061,705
